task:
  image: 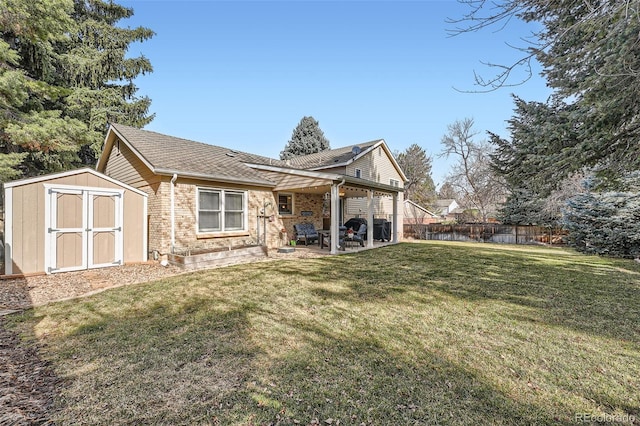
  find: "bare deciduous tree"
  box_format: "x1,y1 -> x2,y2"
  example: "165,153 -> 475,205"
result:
440,118 -> 506,222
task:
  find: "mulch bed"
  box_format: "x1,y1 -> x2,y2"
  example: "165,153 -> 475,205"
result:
0,316 -> 60,425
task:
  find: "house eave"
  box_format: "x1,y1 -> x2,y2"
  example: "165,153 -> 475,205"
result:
246,163 -> 344,181
342,176 -> 404,193
247,163 -> 403,193
154,168 -> 276,188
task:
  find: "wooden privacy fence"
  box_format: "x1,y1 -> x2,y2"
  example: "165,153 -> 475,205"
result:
404,223 -> 567,245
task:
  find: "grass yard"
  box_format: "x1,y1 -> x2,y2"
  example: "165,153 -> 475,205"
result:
6,241 -> 640,425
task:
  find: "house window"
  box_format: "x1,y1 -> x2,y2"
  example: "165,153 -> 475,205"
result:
355,168 -> 362,178
197,188 -> 246,233
390,179 -> 400,187
278,193 -> 293,215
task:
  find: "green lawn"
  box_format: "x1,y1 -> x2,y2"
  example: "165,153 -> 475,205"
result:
7,241 -> 640,425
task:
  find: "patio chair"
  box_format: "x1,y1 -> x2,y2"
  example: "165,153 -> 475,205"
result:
352,223 -> 367,247
294,223 -> 319,246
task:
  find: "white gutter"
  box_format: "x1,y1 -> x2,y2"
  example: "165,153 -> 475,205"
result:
170,173 -> 178,253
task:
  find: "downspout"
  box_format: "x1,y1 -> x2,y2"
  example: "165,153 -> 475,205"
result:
170,173 -> 178,253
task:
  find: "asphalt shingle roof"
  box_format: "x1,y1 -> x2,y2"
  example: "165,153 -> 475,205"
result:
109,124 -> 387,184
286,140 -> 381,169
110,124 -> 279,186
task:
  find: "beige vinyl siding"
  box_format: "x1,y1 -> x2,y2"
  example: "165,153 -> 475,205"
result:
314,166 -> 347,175
347,148 -> 404,187
346,196 -> 388,216
104,139 -> 157,189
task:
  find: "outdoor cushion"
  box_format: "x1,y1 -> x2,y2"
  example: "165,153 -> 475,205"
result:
294,223 -> 319,245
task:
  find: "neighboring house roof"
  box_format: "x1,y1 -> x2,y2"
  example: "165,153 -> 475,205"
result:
403,199 -> 437,217
434,199 -> 457,208
433,199 -> 459,216
99,123 -> 278,186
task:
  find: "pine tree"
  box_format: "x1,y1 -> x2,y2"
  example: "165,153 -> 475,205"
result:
394,144 -> 436,207
457,1 -> 640,184
0,0 -> 154,179
280,116 -> 330,160
563,173 -> 640,258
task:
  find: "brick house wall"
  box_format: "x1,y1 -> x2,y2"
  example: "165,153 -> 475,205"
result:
148,178 -> 284,255
277,192 -> 324,244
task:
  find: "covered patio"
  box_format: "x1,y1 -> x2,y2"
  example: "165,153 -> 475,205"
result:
250,165 -> 404,254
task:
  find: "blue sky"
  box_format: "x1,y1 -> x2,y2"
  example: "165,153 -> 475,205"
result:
120,0 -> 552,187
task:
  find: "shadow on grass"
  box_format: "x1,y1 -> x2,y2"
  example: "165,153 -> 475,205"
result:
238,323 -> 576,425
6,242 -> 639,424
16,290 -> 576,425
13,293 -> 267,425
275,242 -> 640,344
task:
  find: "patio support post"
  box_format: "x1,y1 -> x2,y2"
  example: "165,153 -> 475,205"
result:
392,192 -> 399,243
367,189 -> 374,248
330,182 -> 340,254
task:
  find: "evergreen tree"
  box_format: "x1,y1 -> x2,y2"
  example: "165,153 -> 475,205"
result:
280,116 -> 330,160
394,144 -> 436,207
0,0 -> 154,180
456,1 -> 640,184
563,173 -> 640,258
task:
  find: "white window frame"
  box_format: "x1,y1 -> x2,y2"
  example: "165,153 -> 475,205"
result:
390,178 -> 400,187
196,187 -> 247,233
278,192 -> 294,215
355,168 -> 362,178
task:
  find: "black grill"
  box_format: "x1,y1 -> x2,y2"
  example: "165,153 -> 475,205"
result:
373,219 -> 391,241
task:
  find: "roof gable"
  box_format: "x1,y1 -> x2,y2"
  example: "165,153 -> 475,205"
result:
4,167 -> 148,196
287,140 -> 407,181
403,199 -> 436,217
97,124 -> 407,187
98,124 -> 277,187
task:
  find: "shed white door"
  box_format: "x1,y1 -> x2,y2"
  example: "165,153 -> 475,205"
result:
46,187 -> 123,273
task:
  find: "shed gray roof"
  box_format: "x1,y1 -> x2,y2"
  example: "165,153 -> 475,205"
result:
109,123 -> 279,186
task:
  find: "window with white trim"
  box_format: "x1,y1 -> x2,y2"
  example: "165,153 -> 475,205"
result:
278,193 -> 293,215
355,168 -> 362,178
197,188 -> 246,233
390,179 -> 400,187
